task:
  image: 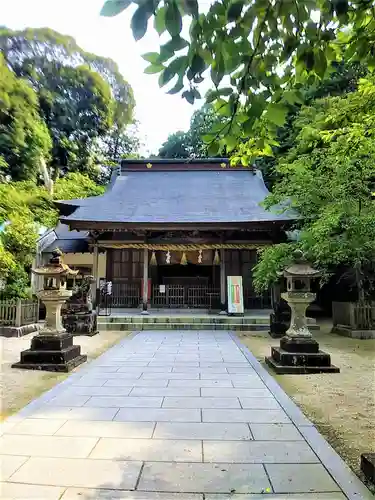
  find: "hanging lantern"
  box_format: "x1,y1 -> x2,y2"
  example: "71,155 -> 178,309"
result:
165,251 -> 171,264
180,251 -> 188,265
150,251 -> 157,266
213,249 -> 220,265
198,249 -> 203,264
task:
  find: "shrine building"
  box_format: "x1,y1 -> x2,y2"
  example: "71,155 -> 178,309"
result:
36,159 -> 293,313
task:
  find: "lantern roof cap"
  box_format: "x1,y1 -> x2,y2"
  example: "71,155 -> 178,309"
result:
32,249 -> 79,277
283,250 -> 321,278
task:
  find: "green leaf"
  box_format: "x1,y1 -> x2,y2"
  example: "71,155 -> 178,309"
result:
159,56 -> 187,86
168,55 -> 188,74
142,52 -> 161,64
184,0 -> 198,18
206,90 -> 218,103
165,0 -> 182,37
167,77 -> 184,94
158,45 -> 174,63
314,49 -> 327,79
211,57 -> 225,87
163,35 -> 189,52
144,64 -> 165,74
202,134 -> 214,144
182,89 -> 195,104
154,6 -> 166,34
208,141 -> 220,156
242,117 -> 255,134
131,5 -> 151,41
159,67 -> 176,87
225,135 -> 237,152
217,87 -> 233,96
189,54 -> 206,78
265,103 -> 288,127
283,89 -> 304,105
100,0 -> 132,17
227,0 -> 244,22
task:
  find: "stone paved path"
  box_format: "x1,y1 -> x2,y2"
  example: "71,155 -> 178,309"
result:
0,330 -> 372,499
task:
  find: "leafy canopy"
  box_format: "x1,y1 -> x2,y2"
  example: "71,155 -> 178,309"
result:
100,0 -> 375,159
158,105 -> 224,158
0,27 -> 137,180
0,54 -> 51,181
0,174 -> 106,298
253,76 -> 375,293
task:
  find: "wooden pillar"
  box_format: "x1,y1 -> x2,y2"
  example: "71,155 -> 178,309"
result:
141,248 -> 149,314
92,245 -> 99,308
219,248 -> 227,314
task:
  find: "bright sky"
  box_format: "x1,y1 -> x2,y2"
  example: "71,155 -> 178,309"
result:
1,0 -> 207,155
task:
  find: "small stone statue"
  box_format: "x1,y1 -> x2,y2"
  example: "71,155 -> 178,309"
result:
62,275 -> 98,336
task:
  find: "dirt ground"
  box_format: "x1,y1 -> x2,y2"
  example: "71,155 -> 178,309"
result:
0,330 -> 128,420
238,324 -> 375,486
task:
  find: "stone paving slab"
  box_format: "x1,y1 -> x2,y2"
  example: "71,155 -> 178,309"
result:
8,457 -> 142,489
90,437 -> 202,461
61,490 -> 203,499
203,440 -> 319,463
205,494 -> 347,499
84,396 -> 163,408
249,423 -> 304,441
153,422 -> 252,441
162,397 -> 241,408
114,407 -> 201,422
138,462 -> 271,493
1,329 -> 372,500
0,482 -> 65,499
55,420 -> 155,438
201,387 -> 273,398
202,408 -> 291,423
265,463 -> 341,493
0,434 -> 98,458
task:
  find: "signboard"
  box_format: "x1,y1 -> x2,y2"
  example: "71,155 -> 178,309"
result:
159,285 -> 166,294
227,276 -> 244,314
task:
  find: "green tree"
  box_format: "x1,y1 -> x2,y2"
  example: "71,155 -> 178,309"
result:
38,64 -> 114,177
159,105 -> 225,158
253,77 -> 375,298
0,27 -> 135,178
0,173 -> 106,298
0,54 -> 51,181
100,0 -> 375,159
0,27 -> 134,127
101,124 -> 141,161
54,173 -> 106,200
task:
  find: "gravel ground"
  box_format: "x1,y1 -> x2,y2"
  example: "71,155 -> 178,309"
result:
238,324 -> 375,489
0,330 -> 129,420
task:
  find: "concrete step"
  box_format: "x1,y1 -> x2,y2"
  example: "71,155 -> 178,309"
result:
98,322 -> 269,332
97,316 -> 270,325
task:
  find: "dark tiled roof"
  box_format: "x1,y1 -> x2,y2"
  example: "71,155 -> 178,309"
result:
61,169 -> 293,224
42,223 -> 89,254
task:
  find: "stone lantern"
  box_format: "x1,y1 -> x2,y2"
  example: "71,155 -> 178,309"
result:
265,250 -> 339,374
12,250 -> 87,372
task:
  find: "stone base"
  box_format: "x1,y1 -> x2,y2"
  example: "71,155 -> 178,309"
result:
265,335 -> 340,374
0,323 -> 40,338
63,311 -> 98,336
280,335 -> 320,353
332,325 -> 375,339
12,332 -> 87,372
265,355 -> 340,374
361,453 -> 375,484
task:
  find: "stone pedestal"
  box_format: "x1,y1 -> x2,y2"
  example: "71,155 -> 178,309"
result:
12,288 -> 87,372
266,291 -> 339,374
361,453 -> 375,484
12,332 -> 87,372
